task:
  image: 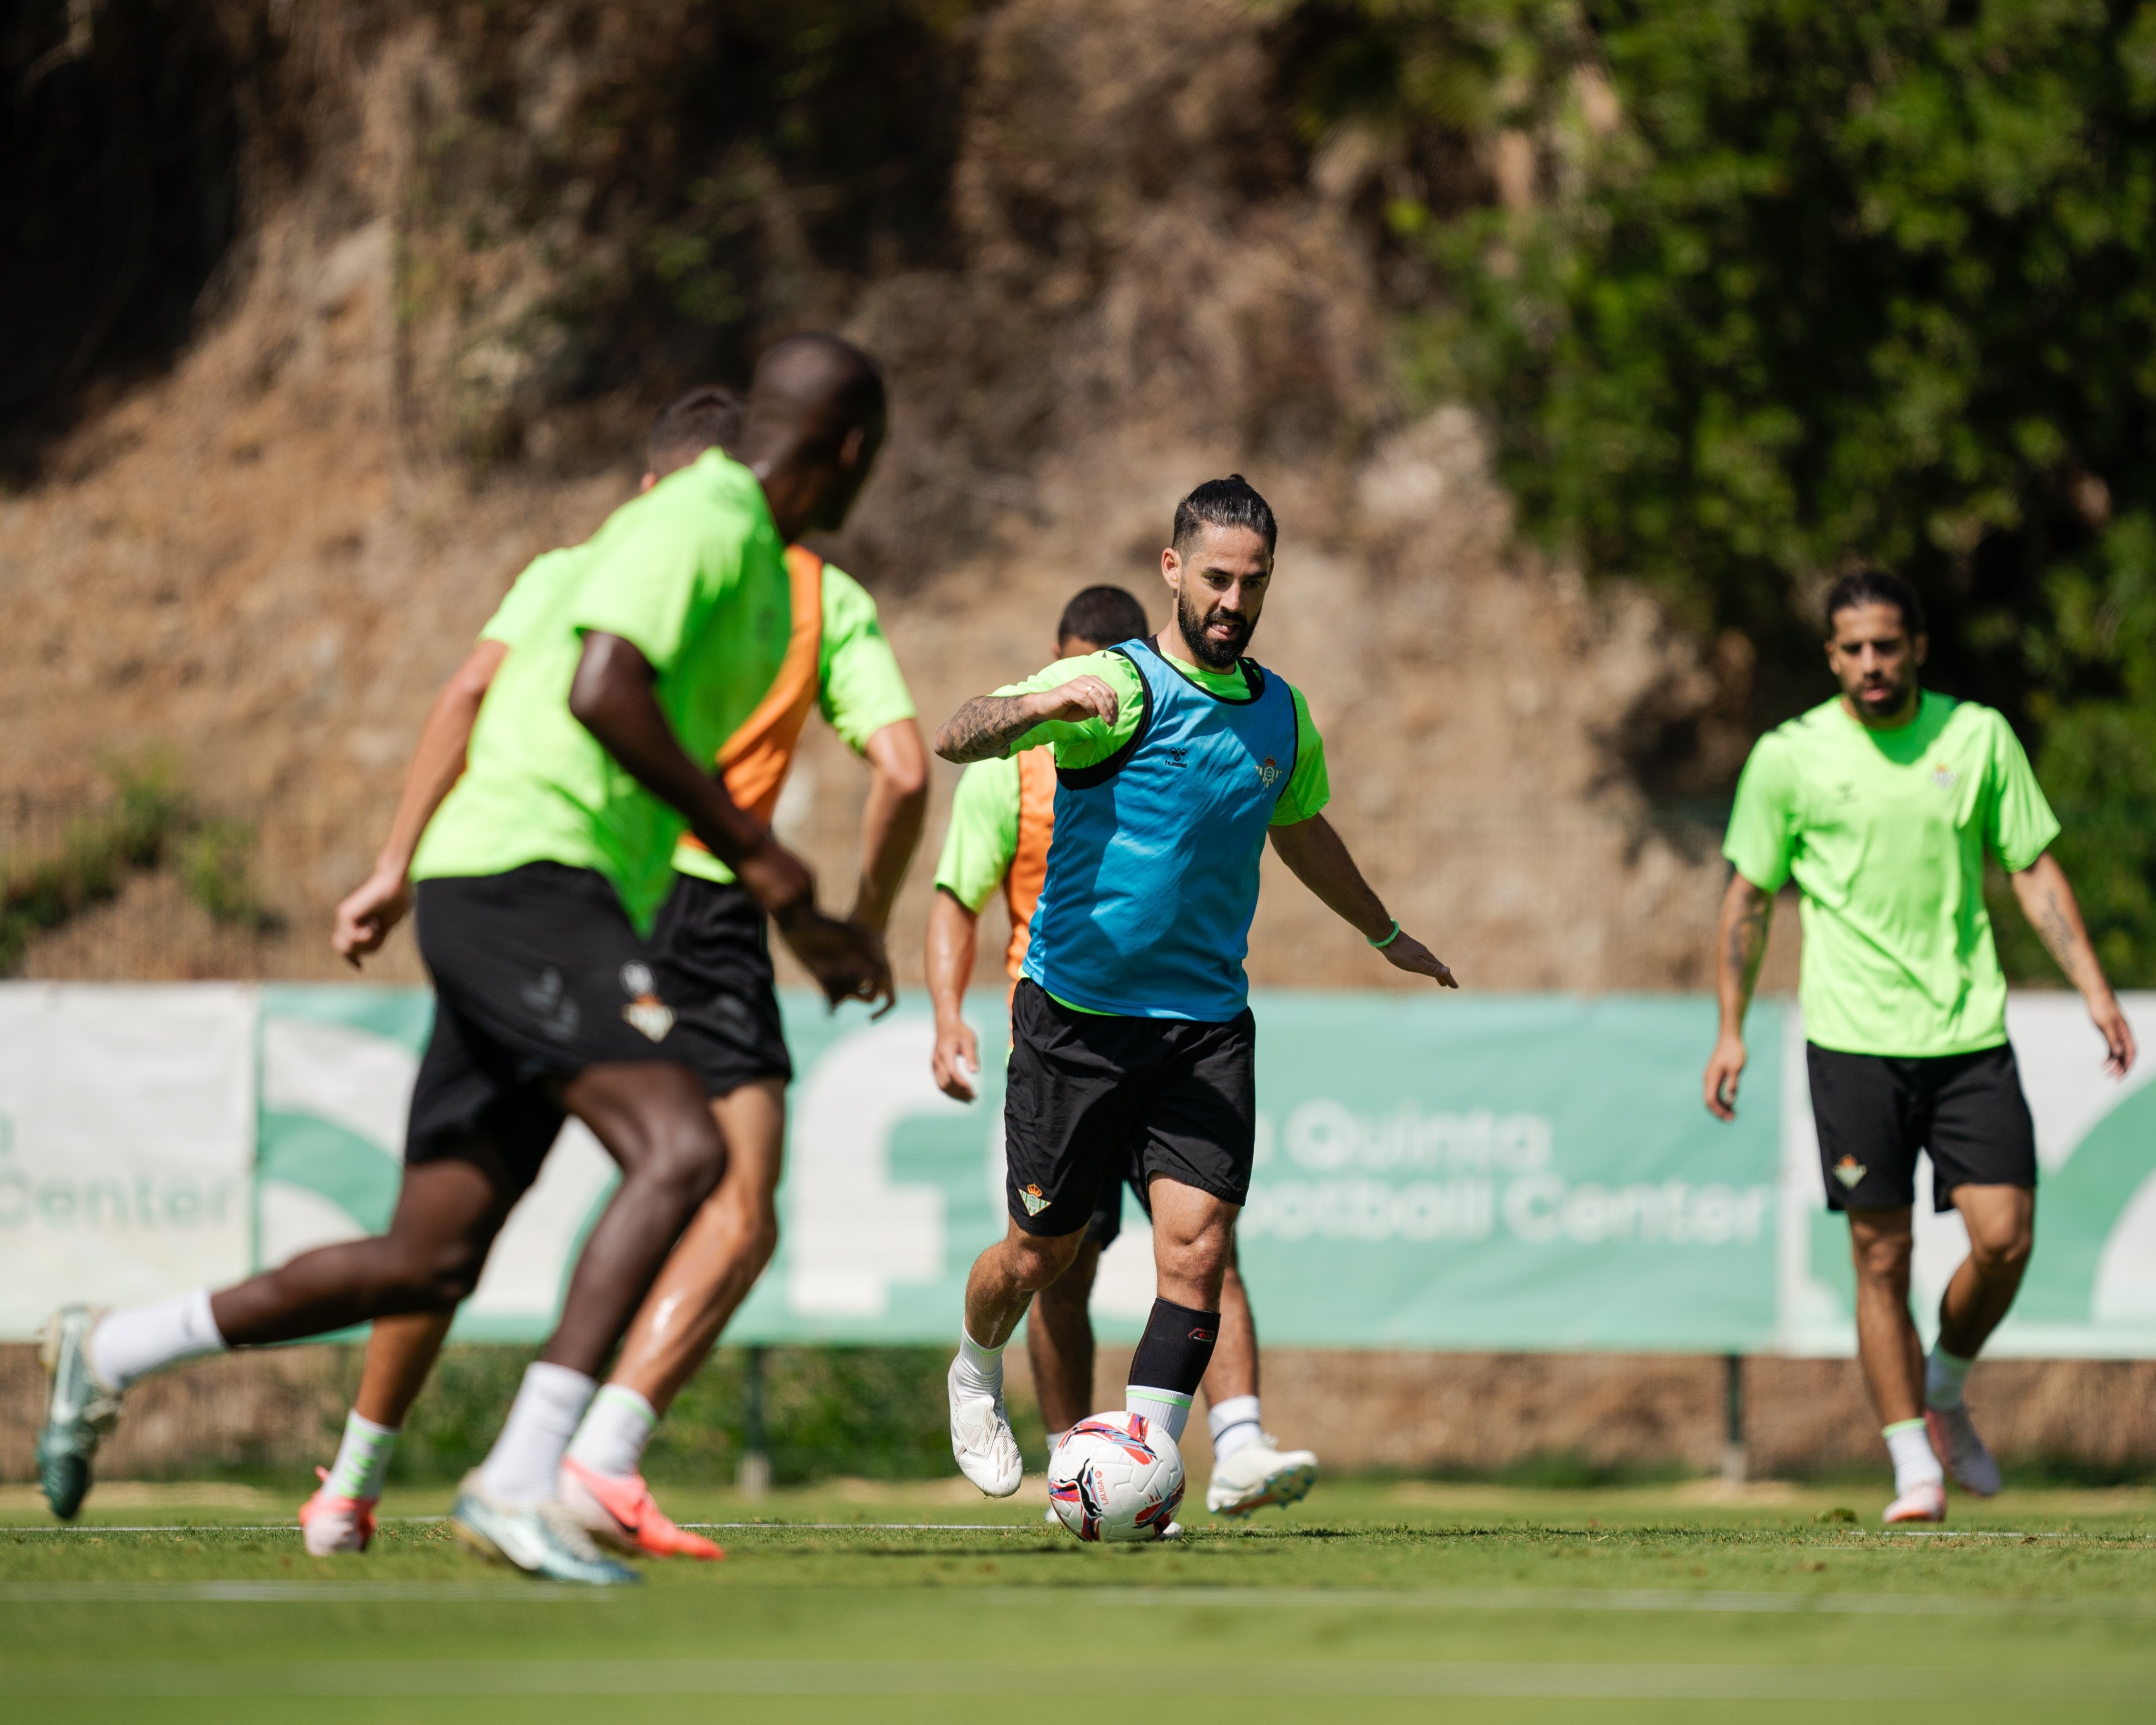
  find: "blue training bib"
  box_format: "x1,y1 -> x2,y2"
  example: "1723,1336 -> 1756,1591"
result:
1022,637 -> 1297,1020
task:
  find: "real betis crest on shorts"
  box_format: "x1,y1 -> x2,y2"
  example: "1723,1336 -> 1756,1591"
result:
619,962 -> 675,1042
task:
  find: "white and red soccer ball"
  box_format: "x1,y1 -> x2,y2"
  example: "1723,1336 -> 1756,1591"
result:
1046,1411 -> 1184,1542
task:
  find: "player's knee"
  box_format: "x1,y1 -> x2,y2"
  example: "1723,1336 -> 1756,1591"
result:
638,1111 -> 728,1205
1967,1218 -> 2033,1278
392,1235 -> 487,1308
1849,1227 -> 1912,1284
1009,1232 -> 1083,1293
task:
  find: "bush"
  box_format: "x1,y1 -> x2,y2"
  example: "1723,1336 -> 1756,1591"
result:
1286,0 -> 2156,979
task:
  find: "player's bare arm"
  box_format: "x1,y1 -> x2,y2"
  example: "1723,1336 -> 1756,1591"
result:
570,630 -> 893,1011
332,637 -> 508,968
1705,871 -> 1773,1121
852,719 -> 930,933
2009,851 -> 2136,1076
934,677 -> 1121,763
926,888 -> 982,1101
1266,813 -> 1456,987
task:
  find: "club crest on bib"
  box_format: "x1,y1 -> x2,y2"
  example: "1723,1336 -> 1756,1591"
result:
1019,1183 -> 1050,1217
620,961 -> 675,1042
1256,755 -> 1281,787
1833,1155 -> 1867,1190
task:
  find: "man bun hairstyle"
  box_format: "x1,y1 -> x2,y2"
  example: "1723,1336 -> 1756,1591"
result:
1172,473 -> 1277,557
647,385 -> 745,475
1824,567 -> 1927,638
1057,584 -> 1150,650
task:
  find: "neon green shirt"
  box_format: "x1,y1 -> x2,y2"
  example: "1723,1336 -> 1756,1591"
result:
934,754 -> 1022,913
412,448 -> 792,930
671,564 -> 916,885
477,547 -> 588,650
992,649 -> 1330,824
1723,692 -> 2060,1057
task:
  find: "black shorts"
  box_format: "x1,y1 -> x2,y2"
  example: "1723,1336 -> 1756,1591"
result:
1003,979 -> 1255,1238
406,863 -> 694,1192
650,874 -> 793,1094
1806,1041 -> 2038,1213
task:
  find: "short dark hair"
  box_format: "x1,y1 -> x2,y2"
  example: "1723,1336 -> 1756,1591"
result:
647,385 -> 745,474
1172,474 -> 1277,557
1824,567 -> 1927,637
1056,585 -> 1150,649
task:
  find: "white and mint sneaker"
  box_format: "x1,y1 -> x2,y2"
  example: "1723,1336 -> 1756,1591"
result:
1927,1405 -> 2003,1498
450,1472 -> 640,1586
1205,1435 -> 1319,1518
37,1306 -> 122,1521
948,1358 -> 1023,1497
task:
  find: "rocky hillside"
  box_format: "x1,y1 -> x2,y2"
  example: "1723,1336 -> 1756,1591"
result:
2,0 -> 1775,994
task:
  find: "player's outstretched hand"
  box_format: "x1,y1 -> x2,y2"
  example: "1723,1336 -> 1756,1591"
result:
1035,675 -> 1121,730
1382,930 -> 1457,988
331,865 -> 412,969
933,1015 -> 981,1102
1703,1031 -> 1746,1121
2091,990 -> 2137,1079
781,908 -> 896,1017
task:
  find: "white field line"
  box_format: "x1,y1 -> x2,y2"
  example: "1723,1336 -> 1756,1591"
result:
2,1659 -> 2150,1700
1,1578 -> 2150,1620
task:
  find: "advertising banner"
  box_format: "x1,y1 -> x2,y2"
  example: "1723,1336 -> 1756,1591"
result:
0,985 -> 254,1337
4,984 -> 2152,1355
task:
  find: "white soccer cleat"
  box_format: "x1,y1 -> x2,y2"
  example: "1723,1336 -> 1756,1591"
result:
1205,1435 -> 1319,1518
1882,1481 -> 1947,1525
1926,1405 -> 2002,1498
947,1358 -> 1023,1498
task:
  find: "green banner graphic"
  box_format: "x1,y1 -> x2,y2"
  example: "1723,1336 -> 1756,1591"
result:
2,984 -> 2131,1354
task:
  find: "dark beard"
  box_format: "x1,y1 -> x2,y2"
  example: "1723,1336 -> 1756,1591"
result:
1175,591 -> 1252,671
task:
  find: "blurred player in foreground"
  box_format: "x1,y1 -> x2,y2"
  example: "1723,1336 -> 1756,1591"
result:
932,475 -> 1455,1508
36,335 -> 894,1584
1704,568 -> 2134,1524
927,582 -> 1317,1517
301,386 -> 927,1561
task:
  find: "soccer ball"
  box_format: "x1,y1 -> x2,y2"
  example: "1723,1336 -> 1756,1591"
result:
1046,1411 -> 1184,1542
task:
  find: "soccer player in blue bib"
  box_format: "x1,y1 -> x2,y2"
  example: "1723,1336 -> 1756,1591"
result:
932,475 -> 1458,1503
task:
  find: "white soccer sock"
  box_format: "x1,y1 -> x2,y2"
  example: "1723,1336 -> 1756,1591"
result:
87,1288 -> 226,1391
1883,1418 -> 1944,1495
1126,1385 -> 1193,1443
478,1363 -> 597,1508
566,1385 -> 658,1481
1208,1394 -> 1263,1464
1925,1345 -> 1975,1411
324,1412 -> 399,1502
1044,1427 -> 1072,1471
953,1329 -> 1004,1400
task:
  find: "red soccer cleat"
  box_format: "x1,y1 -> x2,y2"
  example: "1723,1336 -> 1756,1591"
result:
300,1467 -> 377,1555
558,1457 -> 724,1561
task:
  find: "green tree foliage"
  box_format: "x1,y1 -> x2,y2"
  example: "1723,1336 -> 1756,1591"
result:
1283,0 -> 2156,980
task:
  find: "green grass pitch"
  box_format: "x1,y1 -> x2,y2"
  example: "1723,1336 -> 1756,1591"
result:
4,1480 -> 2153,1722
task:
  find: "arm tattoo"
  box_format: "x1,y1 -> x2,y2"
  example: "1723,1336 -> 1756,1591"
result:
1725,892 -> 1770,986
2038,888 -> 2082,970
937,694 -> 1039,763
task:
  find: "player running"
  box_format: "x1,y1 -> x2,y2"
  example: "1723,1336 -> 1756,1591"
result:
298,386 -> 927,1561
35,335 -> 894,1583
932,475 -> 1455,1507
1704,568 -> 2135,1525
927,582 -> 1317,1517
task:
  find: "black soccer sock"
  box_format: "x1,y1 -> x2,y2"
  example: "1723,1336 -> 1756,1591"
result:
1124,1298 -> 1220,1443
